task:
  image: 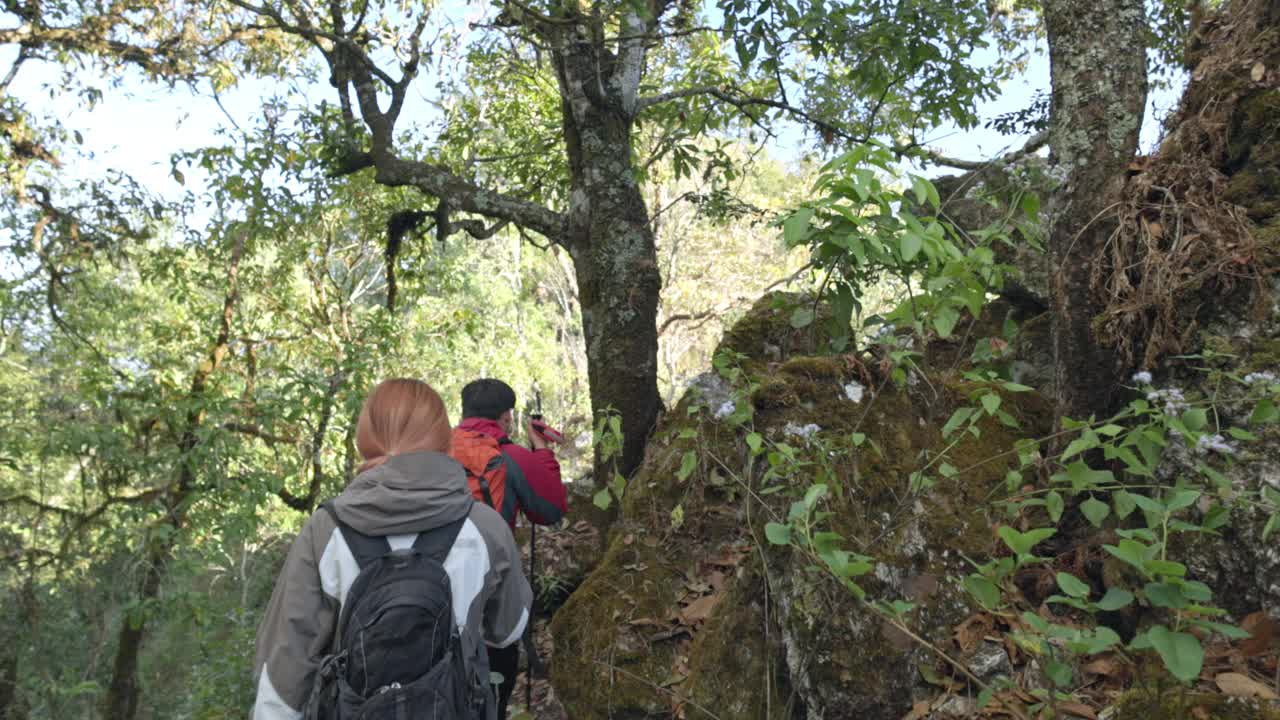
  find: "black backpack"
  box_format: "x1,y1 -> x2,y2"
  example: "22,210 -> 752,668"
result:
304,503 -> 487,720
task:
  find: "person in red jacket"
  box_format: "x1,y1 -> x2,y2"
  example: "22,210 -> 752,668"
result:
456,378 -> 567,527
455,378 -> 567,717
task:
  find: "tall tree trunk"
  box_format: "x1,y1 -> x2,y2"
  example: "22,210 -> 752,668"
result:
1044,0 -> 1148,420
556,32 -> 663,485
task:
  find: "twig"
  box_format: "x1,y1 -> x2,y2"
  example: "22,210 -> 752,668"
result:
590,660 -> 725,720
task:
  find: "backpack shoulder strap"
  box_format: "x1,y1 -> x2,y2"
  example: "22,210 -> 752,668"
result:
410,506 -> 470,563
320,502 -> 391,569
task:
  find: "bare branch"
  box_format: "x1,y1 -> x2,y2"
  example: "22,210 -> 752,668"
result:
637,85 -> 864,144
917,129 -> 1049,171
222,422 -> 296,445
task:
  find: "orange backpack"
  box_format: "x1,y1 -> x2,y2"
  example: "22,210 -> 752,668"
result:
449,428 -> 518,523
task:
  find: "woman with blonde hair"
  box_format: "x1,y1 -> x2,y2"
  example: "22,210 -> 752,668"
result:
251,378 -> 530,720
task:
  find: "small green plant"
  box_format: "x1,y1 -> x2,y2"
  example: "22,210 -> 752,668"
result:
779,142 -> 1034,350
590,409 -> 628,511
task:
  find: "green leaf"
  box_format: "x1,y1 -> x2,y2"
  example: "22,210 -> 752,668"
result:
900,232 -> 923,262
1081,496 -> 1111,527
746,432 -> 763,454
1131,493 -> 1167,516
1166,489 -> 1201,512
1146,560 -> 1187,578
804,483 -> 828,508
981,393 -> 1002,415
977,686 -> 996,709
1056,572 -> 1090,598
1193,621 -> 1251,640
1045,658 -> 1073,687
1114,490 -> 1138,519
790,307 -> 815,328
676,451 -> 697,482
1061,461 -> 1115,491
1251,397 -> 1278,425
942,407 -> 973,438
998,526 -> 1055,558
1061,434 -> 1098,461
1227,427 -> 1257,441
964,575 -> 1001,610
1264,513 -> 1279,542
1045,491 -> 1064,523
932,305 -> 960,338
910,175 -> 939,208
1143,582 -> 1188,609
1182,408 -> 1208,432
593,488 -> 613,510
783,207 -> 814,244
1095,587 -> 1134,611
1020,192 -> 1040,220
765,522 -> 791,546
1146,625 -> 1204,683
1104,539 -> 1153,576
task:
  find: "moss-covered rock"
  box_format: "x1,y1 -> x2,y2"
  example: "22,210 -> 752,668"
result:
550,296 -> 1053,720
1113,690 -> 1280,720
716,292 -> 835,365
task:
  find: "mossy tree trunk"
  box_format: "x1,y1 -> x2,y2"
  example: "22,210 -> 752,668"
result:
555,30 -> 663,487
1043,0 -> 1148,420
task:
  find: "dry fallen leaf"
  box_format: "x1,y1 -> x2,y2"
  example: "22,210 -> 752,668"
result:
901,700 -> 932,720
1083,655 -> 1124,677
1192,706 -> 1210,720
706,570 -> 727,592
679,592 -> 721,625
1057,701 -> 1097,719
953,613 -> 994,654
1241,611 -> 1277,657
1215,672 -> 1279,700
1252,62 -> 1266,82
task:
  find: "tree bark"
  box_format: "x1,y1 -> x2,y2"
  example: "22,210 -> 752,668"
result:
1043,0 -> 1148,420
555,26 -> 663,484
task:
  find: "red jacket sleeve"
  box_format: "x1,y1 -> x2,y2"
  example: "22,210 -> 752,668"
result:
504,445 -> 567,525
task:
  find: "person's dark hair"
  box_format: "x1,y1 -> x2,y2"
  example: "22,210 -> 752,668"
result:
461,378 -> 517,420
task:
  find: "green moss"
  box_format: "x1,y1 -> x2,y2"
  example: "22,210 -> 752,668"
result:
752,378 -> 801,409
1113,689 -> 1280,720
681,568 -> 792,720
1225,85 -> 1280,222
549,539 -> 682,719
716,292 -> 834,365
778,356 -> 846,380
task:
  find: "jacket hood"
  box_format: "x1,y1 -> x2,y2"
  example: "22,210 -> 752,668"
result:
331,451 -> 473,535
456,416 -> 509,440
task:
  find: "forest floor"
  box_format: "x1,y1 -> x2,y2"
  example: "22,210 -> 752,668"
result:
506,513 -> 598,720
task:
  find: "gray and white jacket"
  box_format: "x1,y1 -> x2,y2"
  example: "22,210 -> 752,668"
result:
251,451 -> 531,720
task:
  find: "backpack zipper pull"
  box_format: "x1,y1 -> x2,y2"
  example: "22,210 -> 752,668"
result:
377,682 -> 402,695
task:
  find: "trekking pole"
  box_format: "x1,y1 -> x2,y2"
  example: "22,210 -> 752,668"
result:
526,388 -> 543,714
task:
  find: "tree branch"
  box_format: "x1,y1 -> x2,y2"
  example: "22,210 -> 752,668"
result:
636,86 -> 864,143
222,422 -> 296,445
916,129 -> 1049,171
